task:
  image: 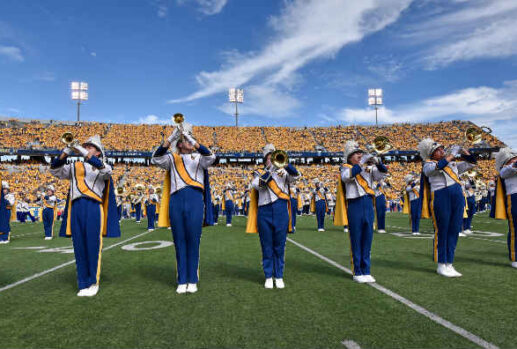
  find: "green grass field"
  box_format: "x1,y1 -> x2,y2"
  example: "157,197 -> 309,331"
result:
0,212 -> 515,349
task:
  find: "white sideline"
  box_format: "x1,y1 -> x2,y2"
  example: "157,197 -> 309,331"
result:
0,230 -> 150,294
287,237 -> 499,349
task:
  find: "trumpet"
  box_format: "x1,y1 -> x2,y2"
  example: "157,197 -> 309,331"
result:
464,126 -> 492,145
135,183 -> 145,192
368,136 -> 392,155
173,113 -> 185,140
116,187 -> 125,195
155,187 -> 162,195
61,132 -> 77,146
271,149 -> 289,169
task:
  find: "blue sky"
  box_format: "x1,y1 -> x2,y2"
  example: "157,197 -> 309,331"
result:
0,0 -> 516,147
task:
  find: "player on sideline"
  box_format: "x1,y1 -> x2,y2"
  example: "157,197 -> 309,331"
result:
334,141 -> 388,283
50,135 -> 120,296
418,139 -> 476,278
491,147 -> 517,269
152,119 -> 216,294
246,144 -> 299,289
0,181 -> 15,244
41,185 -> 57,240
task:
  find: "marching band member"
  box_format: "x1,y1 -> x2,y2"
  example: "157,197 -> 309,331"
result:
213,191 -> 221,225
491,147 -> 517,268
146,186 -> 159,232
311,179 -> 327,232
116,190 -> 123,222
152,120 -> 216,294
223,184 -> 235,227
403,174 -> 421,236
0,181 -> 15,244
418,139 -> 476,277
50,135 -> 120,296
246,144 -> 299,289
289,186 -> 298,233
42,185 -> 57,240
334,141 -> 388,283
132,187 -> 144,223
374,180 -> 388,233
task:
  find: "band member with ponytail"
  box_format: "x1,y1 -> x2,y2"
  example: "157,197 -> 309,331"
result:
491,147 -> 517,269
246,144 -> 299,289
418,139 -> 476,278
334,141 -> 388,283
152,117 -> 216,294
50,135 -> 120,296
42,185 -> 57,240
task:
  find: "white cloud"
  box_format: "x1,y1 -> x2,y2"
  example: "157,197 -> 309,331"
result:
0,45 -> 23,62
334,80 -> 517,147
137,114 -> 170,124
90,52 -> 97,57
169,0 -> 412,118
177,0 -> 228,15
405,0 -> 517,68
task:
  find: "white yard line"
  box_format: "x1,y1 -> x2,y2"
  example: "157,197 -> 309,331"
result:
287,237 -> 499,349
0,230 -> 150,294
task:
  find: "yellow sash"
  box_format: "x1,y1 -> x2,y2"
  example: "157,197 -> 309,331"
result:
297,194 -> 303,210
412,188 -> 420,198
493,176 -> 508,220
421,176 -> 432,219
74,162 -> 102,202
158,171 -> 171,228
402,191 -> 410,214
44,198 -> 56,209
441,164 -> 462,185
245,187 -> 292,234
172,154 -> 203,190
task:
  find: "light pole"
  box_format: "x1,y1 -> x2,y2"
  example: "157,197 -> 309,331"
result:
71,81 -> 88,122
228,88 -> 244,127
368,88 -> 383,127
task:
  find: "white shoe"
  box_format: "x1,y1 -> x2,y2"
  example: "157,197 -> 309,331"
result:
77,284 -> 99,297
363,275 -> 376,283
136,221 -> 141,224
465,229 -> 472,235
344,228 -> 349,233
214,222 -> 218,225
459,232 -> 467,237
186,283 -> 198,293
226,224 -> 232,227
292,227 -> 296,232
353,275 -> 367,283
274,278 -> 285,289
412,232 -> 420,236
447,264 -> 462,277
437,263 -> 453,277
264,278 -> 273,289
511,262 -> 517,269
176,284 -> 187,294
77,288 -> 89,297
377,229 -> 386,234
318,228 -> 325,232
0,240 -> 9,244
147,229 -> 154,232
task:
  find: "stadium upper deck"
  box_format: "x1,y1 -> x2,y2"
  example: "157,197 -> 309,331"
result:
0,119 -> 504,153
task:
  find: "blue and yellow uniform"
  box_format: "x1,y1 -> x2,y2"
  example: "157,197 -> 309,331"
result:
0,182 -> 15,244
42,189 -> 57,239
146,190 -> 159,231
311,182 -> 328,231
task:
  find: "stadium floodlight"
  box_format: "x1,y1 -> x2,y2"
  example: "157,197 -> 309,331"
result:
228,88 -> 244,127
368,88 -> 383,127
71,81 -> 89,122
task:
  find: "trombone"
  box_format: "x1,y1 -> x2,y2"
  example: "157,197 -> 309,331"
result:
61,132 -> 78,147
271,150 -> 289,169
368,136 -> 392,155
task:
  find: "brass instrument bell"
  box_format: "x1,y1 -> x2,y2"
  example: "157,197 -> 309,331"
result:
370,136 -> 392,154
61,132 -> 75,146
271,150 -> 289,168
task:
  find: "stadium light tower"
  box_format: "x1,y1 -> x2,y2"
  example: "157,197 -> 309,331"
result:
368,88 -> 383,127
228,88 -> 244,127
71,81 -> 88,122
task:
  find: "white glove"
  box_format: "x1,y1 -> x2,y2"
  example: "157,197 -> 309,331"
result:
62,147 -> 74,156
1,180 -> 8,188
360,154 -> 374,165
183,132 -> 197,146
167,127 -> 180,143
371,156 -> 380,164
276,168 -> 287,177
448,145 -> 461,157
73,145 -> 89,157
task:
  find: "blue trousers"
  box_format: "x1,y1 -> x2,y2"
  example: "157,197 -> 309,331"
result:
147,204 -> 156,230
347,195 -> 374,276
375,195 -> 386,230
225,200 -> 234,224
43,207 -> 54,237
213,204 -> 219,223
290,198 -> 297,231
117,205 -> 122,221
315,200 -> 326,229
257,199 -> 289,279
70,198 -> 102,290
507,193 -> 517,262
410,199 -> 421,233
431,184 -> 464,263
170,187 -> 204,284
135,203 -> 142,222
463,196 -> 476,230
